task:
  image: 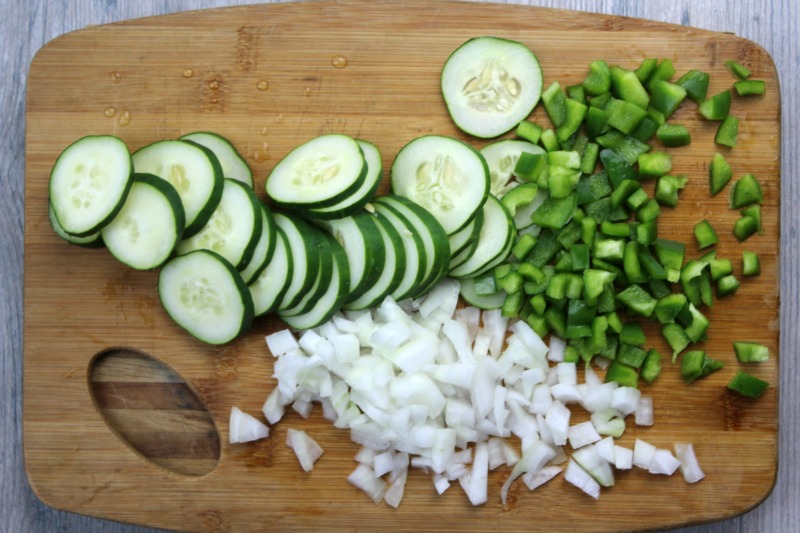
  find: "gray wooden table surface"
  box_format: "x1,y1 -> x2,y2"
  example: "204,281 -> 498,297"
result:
2,1 -> 796,531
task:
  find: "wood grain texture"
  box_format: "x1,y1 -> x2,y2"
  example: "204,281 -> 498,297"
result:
4,1 -> 798,533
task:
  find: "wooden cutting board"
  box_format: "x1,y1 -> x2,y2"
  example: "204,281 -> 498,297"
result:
24,1 -> 781,531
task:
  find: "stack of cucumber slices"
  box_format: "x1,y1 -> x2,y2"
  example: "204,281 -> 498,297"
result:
48,120 -> 529,345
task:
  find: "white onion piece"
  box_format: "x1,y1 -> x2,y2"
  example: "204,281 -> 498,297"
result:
286,428 -> 323,472
556,362 -> 578,385
649,449 -> 681,475
544,400 -> 570,446
459,441 -> 489,506
522,464 -> 563,490
590,408 -> 626,438
433,473 -> 451,494
633,438 -> 657,470
594,436 -> 616,463
674,443 -> 705,483
482,309 -> 508,357
265,329 -> 299,356
509,320 -> 549,360
614,445 -> 633,470
384,471 -> 408,508
551,383 -> 582,404
348,464 -> 387,503
262,388 -> 287,425
565,459 -> 601,500
500,439 -> 556,504
373,451 -> 395,477
547,336 -> 566,363
442,319 -> 475,365
568,421 -> 602,450
610,386 -> 641,416
572,445 -> 614,487
229,406 -> 269,444
455,307 -> 481,342
635,395 -> 655,426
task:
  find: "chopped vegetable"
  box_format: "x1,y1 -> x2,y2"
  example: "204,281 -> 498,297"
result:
733,341 -> 770,363
727,371 -> 769,398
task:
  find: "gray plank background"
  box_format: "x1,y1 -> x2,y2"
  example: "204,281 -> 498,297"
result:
2,0 -> 796,531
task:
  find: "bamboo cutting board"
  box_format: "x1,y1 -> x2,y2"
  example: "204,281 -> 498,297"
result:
24,1 -> 780,531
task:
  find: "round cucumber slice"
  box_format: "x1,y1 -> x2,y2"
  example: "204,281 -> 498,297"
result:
180,131 -> 254,188
448,194 -> 515,279
49,135 -> 133,237
390,135 -> 489,235
239,204 -> 277,285
266,134 -> 366,209
480,139 -> 545,197
176,178 -> 263,270
441,36 -> 542,139
303,139 -> 383,220
158,249 -> 254,345
132,139 -> 223,238
101,173 -> 185,270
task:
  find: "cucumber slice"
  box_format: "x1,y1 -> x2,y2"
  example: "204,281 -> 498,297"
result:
239,204 -> 277,285
132,139 -> 223,237
176,178 -> 263,270
48,204 -> 103,248
448,207 -> 484,259
344,213 -> 406,311
49,135 -> 133,236
266,134 -> 367,209
448,194 -> 515,279
101,173 -> 185,270
480,140 -> 545,197
303,139 -> 383,220
249,227 -> 292,317
441,36 -> 543,139
180,131 -> 254,188
279,225 -> 334,318
158,249 -> 254,345
274,213 -> 322,310
281,233 -> 350,330
316,211 -> 385,304
390,135 -> 489,235
373,196 -> 450,298
371,200 -> 426,301
460,277 -> 507,310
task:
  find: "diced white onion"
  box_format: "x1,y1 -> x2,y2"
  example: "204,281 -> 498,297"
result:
547,336 -> 566,363
347,464 -> 387,504
649,449 -> 681,476
229,406 -> 269,444
674,443 -> 705,483
633,438 -> 657,470
614,445 -> 633,470
286,428 -> 323,472
635,395 -> 654,426
523,464 -> 563,490
565,459 -> 601,500
568,421 -> 602,450
265,329 -> 299,356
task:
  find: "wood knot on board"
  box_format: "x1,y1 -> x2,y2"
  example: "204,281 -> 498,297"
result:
236,26 -> 258,71
200,510 -> 228,533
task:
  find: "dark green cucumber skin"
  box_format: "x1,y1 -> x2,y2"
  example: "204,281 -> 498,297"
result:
250,227 -> 293,317
373,195 -> 451,299
371,200 -> 427,302
49,135 -> 134,237
278,224 -> 334,318
343,212 -> 407,311
274,213 -> 323,311
223,178 -> 264,271
240,204 -> 278,285
159,249 -> 254,345
281,231 -> 351,330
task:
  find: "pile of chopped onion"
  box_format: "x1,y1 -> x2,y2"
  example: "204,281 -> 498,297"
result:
230,278 -> 703,506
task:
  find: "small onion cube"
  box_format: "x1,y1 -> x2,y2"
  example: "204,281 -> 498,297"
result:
594,436 -> 616,463
635,395 -> 655,426
614,445 -> 634,470
568,421 -> 602,450
649,449 -> 681,476
674,443 -> 705,483
547,336 -> 566,363
286,428 -> 323,472
228,406 -> 269,444
348,464 -> 387,504
265,329 -> 299,356
633,438 -> 657,470
433,473 -> 451,494
610,386 -> 641,416
565,459 -> 601,500
523,464 -> 562,491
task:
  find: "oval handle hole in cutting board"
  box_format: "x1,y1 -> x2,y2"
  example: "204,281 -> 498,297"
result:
89,348 -> 220,476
